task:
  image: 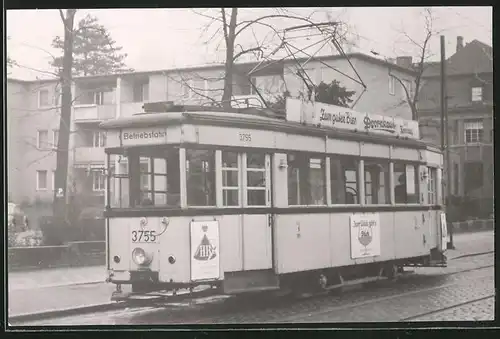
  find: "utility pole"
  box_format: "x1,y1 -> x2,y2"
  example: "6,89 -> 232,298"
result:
440,35 -> 454,249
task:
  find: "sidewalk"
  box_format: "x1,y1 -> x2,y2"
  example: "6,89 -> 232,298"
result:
8,230 -> 495,319
8,265 -> 106,292
447,230 -> 494,259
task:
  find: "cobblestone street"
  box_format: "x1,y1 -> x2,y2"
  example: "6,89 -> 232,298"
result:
16,250 -> 494,326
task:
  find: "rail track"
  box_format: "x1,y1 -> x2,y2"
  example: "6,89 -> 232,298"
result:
10,251 -> 494,324
400,294 -> 495,321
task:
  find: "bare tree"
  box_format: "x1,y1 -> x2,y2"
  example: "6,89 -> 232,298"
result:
387,8 -> 439,121
191,8 -> 352,109
53,9 -> 77,224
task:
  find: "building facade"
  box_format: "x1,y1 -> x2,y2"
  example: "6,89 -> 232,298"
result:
7,52 -> 417,225
418,37 -> 493,219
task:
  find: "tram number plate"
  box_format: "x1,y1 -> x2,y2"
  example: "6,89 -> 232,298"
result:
131,230 -> 157,243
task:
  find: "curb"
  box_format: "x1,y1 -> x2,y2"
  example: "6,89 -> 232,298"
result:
448,250 -> 494,261
9,301 -> 126,324
9,280 -> 105,292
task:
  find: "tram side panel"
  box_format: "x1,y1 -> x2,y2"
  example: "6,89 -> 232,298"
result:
393,211 -> 432,261
274,210 -> 439,274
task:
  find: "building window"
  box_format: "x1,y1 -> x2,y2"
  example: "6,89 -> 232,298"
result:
464,120 -> 484,144
52,130 -> 59,148
92,131 -> 106,148
394,163 -> 419,204
364,161 -> 390,205
36,170 -> 48,190
186,149 -> 216,206
221,151 -> 240,206
454,163 -> 459,195
133,82 -> 149,102
182,80 -> 193,99
427,167 -> 438,205
471,87 -> 482,102
250,77 -> 258,95
330,156 -> 359,204
401,79 -> 412,100
92,170 -> 105,191
37,130 -> 49,149
389,76 -> 395,95
245,153 -> 269,207
38,89 -> 50,108
464,162 -> 483,195
288,153 -> 326,206
94,91 -> 104,105
52,170 -> 56,191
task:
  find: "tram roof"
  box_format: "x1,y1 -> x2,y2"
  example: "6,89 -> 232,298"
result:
100,106 -> 436,150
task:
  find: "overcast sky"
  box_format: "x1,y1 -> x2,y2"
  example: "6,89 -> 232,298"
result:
7,7 -> 492,81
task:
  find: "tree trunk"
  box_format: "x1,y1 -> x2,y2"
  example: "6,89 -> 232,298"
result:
53,9 -> 76,225
221,8 -> 238,109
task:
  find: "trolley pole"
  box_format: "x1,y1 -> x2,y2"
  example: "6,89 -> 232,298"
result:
440,35 -> 454,249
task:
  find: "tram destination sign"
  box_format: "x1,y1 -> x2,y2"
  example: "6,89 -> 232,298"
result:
120,128 -> 168,146
285,98 -> 420,140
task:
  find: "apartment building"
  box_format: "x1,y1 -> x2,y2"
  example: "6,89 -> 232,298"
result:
7,52 -> 417,224
418,37 -> 493,218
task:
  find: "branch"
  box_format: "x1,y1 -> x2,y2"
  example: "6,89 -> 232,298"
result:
233,46 -> 263,62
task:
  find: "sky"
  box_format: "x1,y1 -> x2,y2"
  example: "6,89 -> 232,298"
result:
6,7 -> 492,81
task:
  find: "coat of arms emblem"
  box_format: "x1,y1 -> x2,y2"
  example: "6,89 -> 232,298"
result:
193,225 -> 217,261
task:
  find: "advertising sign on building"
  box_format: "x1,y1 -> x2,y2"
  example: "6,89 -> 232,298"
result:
350,213 -> 381,259
190,220 -> 220,282
120,128 -> 168,146
285,98 -> 420,140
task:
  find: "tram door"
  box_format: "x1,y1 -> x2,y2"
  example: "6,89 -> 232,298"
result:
222,151 -> 273,271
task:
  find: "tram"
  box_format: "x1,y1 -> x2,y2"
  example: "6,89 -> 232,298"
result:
100,98 -> 448,299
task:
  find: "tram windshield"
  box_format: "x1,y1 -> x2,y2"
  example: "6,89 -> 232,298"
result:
107,146 -> 216,209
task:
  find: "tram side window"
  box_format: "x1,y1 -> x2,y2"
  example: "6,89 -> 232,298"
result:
186,149 -> 216,206
222,151 -> 240,206
427,167 -> 438,205
246,153 -> 268,206
364,160 -> 390,205
393,163 -> 419,204
288,153 -> 326,206
108,154 -> 130,208
330,156 -> 359,204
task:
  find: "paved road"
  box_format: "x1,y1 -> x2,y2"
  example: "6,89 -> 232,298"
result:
14,252 -> 494,326
9,230 -> 494,325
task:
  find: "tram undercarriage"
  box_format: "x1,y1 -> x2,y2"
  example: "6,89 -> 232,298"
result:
110,251 -> 447,302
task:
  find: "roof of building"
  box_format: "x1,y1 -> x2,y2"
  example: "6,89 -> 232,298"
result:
422,39 -> 493,78
7,51 -> 416,85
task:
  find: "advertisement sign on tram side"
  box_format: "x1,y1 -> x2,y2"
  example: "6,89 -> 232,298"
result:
190,220 -> 221,282
285,98 -> 420,140
350,213 -> 381,259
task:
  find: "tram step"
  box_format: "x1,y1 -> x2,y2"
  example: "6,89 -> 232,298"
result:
223,269 -> 280,294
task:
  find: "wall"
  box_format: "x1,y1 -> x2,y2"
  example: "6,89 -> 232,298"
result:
419,73 -> 494,111
283,57 -> 415,120
7,81 -> 29,203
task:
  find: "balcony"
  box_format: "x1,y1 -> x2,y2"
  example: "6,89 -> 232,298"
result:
74,147 -> 105,165
232,95 -> 268,108
120,102 -> 145,118
74,104 -> 116,122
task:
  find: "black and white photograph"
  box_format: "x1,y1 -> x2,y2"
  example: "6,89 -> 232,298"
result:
5,6 -> 494,328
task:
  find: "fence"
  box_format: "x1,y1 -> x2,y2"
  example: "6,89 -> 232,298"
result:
8,241 -> 105,272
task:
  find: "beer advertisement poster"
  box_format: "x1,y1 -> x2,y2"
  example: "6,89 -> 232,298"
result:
350,213 -> 381,259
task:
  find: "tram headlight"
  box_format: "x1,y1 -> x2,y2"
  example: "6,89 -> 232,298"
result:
132,247 -> 152,266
